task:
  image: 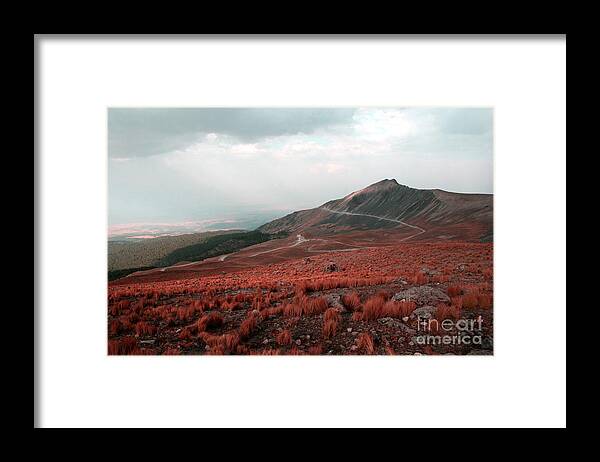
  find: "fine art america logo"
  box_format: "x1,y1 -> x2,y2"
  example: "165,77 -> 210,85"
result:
414,316 -> 484,346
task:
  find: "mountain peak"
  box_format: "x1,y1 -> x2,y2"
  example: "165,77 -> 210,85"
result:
372,178 -> 399,186
360,178 -> 402,193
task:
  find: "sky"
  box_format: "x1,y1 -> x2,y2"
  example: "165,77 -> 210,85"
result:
108,107 -> 493,236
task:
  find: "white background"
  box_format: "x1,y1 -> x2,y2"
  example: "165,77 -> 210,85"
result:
36,36 -> 566,428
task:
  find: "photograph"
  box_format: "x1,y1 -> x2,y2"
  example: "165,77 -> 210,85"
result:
107,107 -> 494,355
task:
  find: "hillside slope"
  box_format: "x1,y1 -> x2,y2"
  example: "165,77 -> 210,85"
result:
258,179 -> 492,241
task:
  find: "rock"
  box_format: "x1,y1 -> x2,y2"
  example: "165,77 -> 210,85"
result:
324,262 -> 338,273
139,339 -> 155,345
324,293 -> 344,311
413,352 -> 423,355
295,339 -> 302,346
410,305 -> 437,320
350,345 -> 358,351
467,349 -> 493,355
393,285 -> 450,306
306,335 -> 311,340
205,345 -> 210,350
347,328 -> 352,333
402,316 -> 409,322
262,339 -> 270,345
482,337 -> 493,350
378,318 -> 416,334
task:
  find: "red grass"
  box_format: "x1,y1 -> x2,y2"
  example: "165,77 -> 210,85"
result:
477,294 -> 493,309
239,314 -> 259,339
462,294 -> 478,310
307,345 -> 323,355
108,337 -> 137,355
135,321 -> 157,337
379,300 -> 416,318
276,329 -> 292,346
451,296 -> 463,309
201,332 -> 240,353
447,285 -> 462,297
351,311 -> 364,322
298,296 -> 329,316
197,312 -> 224,332
341,292 -> 361,311
261,306 -> 284,319
413,272 -> 427,285
435,303 -> 460,321
109,319 -> 122,336
362,295 -> 385,321
108,241 -> 493,355
357,333 -> 375,354
375,290 -> 391,301
323,307 -> 341,339
283,303 -> 303,317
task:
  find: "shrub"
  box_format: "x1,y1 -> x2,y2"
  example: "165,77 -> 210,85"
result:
378,300 -> 416,318
323,319 -> 338,339
362,295 -> 385,321
341,292 -> 361,311
447,285 -> 462,297
477,294 -> 493,309
283,303 -> 302,317
462,294 -> 478,310
135,321 -> 157,337
109,319 -> 122,336
261,306 -> 284,319
307,345 -> 323,355
375,290 -> 391,301
239,314 -> 258,339
197,312 -> 224,332
351,311 -> 364,322
108,337 -> 137,355
413,272 -> 427,285
397,300 -> 417,317
220,333 -> 240,352
435,303 -> 460,321
324,308 -> 342,323
307,296 -> 329,315
276,329 -> 292,346
357,333 -> 375,354
450,296 -> 462,310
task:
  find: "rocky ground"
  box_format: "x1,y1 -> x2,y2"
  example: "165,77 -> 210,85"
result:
108,242 -> 493,355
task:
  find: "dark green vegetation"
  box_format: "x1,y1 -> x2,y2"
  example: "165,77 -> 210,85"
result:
108,266 -> 157,282
157,230 -> 288,267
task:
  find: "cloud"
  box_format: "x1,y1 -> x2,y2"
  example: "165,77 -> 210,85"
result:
309,162 -> 349,175
108,108 -> 356,158
109,107 -> 493,225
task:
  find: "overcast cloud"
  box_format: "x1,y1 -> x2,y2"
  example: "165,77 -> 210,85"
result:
108,108 -> 493,233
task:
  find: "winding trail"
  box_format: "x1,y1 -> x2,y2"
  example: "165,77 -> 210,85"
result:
320,207 -> 426,242
125,209 -> 426,278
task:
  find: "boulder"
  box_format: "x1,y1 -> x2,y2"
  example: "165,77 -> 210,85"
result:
324,262 -> 339,272
392,285 -> 450,306
410,305 -> 437,320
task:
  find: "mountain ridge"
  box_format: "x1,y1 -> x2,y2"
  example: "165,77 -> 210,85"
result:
258,179 -> 493,242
